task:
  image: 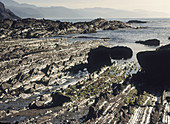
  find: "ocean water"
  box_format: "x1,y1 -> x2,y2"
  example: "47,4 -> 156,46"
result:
60,18 -> 170,44
57,18 -> 170,61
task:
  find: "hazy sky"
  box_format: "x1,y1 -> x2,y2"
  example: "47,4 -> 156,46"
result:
14,0 -> 170,12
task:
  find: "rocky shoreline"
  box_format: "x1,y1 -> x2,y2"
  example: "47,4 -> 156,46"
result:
0,37 -> 168,124
0,18 -> 139,41
0,17 -> 170,123
0,38 -> 140,123
0,38 -> 103,122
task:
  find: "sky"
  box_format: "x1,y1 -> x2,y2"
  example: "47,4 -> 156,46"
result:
14,0 -> 170,13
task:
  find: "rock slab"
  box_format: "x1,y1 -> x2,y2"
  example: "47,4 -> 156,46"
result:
136,39 -> 160,46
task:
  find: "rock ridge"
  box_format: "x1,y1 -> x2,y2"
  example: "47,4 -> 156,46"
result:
0,18 -> 134,40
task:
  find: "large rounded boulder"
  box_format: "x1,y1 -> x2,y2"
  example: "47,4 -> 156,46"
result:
87,46 -> 133,73
87,46 -> 111,73
137,43 -> 170,84
109,46 -> 133,59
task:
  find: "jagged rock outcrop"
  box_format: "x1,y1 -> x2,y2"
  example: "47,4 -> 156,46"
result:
0,40 -> 155,124
0,18 -> 133,40
135,39 -> 160,46
137,43 -> 170,84
29,92 -> 71,109
0,1 -> 20,19
0,38 -> 106,123
87,46 -> 133,73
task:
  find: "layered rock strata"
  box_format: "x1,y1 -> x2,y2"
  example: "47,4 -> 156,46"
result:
0,18 -> 133,40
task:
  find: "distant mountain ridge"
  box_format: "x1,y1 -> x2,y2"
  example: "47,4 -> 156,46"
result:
1,0 -> 170,19
0,1 -> 20,19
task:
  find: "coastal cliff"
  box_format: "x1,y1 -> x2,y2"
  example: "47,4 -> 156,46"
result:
0,1 -> 20,19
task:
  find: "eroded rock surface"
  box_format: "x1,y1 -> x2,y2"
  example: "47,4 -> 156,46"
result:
0,18 -> 133,40
0,37 -> 167,124
0,37 -> 141,123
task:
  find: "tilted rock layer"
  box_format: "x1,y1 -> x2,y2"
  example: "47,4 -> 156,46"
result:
0,18 -> 133,40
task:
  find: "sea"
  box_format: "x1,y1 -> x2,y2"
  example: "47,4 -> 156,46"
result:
52,18 -> 170,61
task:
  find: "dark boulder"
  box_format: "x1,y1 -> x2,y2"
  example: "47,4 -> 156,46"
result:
135,39 -> 160,46
128,20 -> 147,23
51,92 -> 71,107
87,46 -> 133,73
86,106 -> 97,120
110,46 -> 133,60
156,43 -> 170,50
137,47 -> 170,85
87,46 -> 111,73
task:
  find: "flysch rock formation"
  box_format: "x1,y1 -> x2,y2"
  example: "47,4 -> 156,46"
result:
0,18 -> 140,41
0,15 -> 168,123
0,37 -> 167,124
0,38 -> 104,122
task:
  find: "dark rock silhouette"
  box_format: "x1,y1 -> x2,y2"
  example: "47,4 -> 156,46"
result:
86,106 -> 97,120
67,46 -> 133,74
0,1 -> 20,19
51,92 -> 71,107
156,43 -> 170,50
137,45 -> 170,85
87,46 -> 133,73
135,39 -> 160,46
110,46 -> 133,59
87,46 -> 111,73
128,20 -> 147,23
